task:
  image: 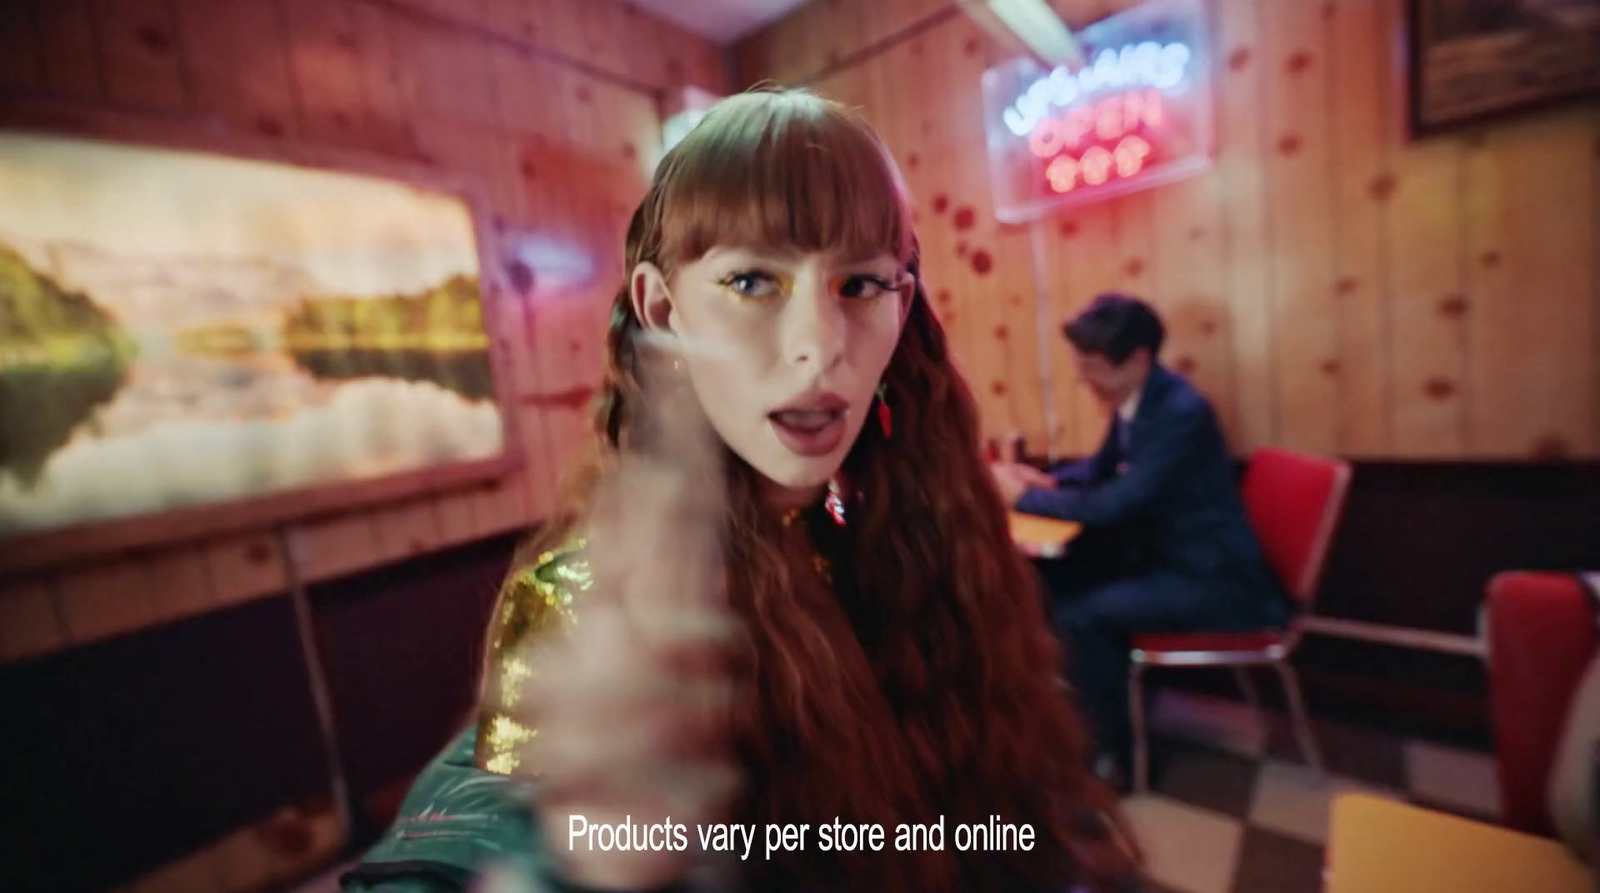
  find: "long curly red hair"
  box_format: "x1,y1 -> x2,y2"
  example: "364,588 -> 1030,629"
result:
515,88 -> 1133,892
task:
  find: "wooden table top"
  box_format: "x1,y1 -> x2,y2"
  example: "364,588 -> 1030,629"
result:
1008,512 -> 1082,559
1326,794 -> 1591,893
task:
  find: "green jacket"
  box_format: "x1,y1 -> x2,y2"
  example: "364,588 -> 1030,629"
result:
341,727 -> 550,892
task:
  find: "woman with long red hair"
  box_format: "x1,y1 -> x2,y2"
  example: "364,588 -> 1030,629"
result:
343,87 -> 1138,893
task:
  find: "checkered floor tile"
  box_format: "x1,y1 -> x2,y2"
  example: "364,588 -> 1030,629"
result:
1128,690 -> 1501,893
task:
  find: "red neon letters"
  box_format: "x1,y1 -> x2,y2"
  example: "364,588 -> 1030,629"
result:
1026,88 -> 1164,194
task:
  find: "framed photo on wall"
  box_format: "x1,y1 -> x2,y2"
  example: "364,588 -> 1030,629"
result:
0,108 -> 521,573
1407,0 -> 1600,136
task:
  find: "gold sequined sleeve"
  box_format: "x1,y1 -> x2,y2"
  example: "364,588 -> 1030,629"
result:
474,537 -> 591,775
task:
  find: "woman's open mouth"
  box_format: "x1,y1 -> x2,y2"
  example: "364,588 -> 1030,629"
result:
769,394 -> 849,457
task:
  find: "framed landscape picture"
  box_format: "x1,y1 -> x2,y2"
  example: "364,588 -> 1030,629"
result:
1407,0 -> 1600,136
0,124 -> 518,570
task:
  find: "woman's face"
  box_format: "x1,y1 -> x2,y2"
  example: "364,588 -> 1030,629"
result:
633,245 -> 910,504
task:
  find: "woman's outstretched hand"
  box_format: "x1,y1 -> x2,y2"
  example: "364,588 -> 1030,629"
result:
509,338 -> 741,891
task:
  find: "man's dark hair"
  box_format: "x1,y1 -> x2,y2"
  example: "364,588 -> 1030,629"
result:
1062,292 -> 1165,364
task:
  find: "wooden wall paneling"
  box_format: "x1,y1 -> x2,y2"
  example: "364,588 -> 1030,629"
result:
733,24 -> 775,92
580,0 -> 629,89
386,10 -> 499,130
770,1 -> 824,85
0,577 -> 67,663
176,0 -> 300,139
1259,0 -> 1339,454
1152,174 -> 1238,441
1059,205 -> 1122,457
1034,218 -> 1081,457
1466,115 -> 1600,459
280,0 -> 373,149
433,484 -> 481,547
285,511 -> 384,582
484,0 -> 539,46
1327,0 -> 1395,456
965,27 -> 1052,450
55,557 -> 157,645
91,0 -> 190,112
1214,0 -> 1275,452
34,0 -> 102,102
0,1 -> 39,91
468,476 -> 529,537
350,0 -> 419,154
1386,138 -> 1467,457
372,497 -> 446,561
143,546 -> 215,625
403,0 -> 491,30
204,532 -> 289,606
813,0 -> 859,72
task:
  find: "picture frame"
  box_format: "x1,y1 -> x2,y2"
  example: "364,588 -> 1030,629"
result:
1406,0 -> 1600,137
0,99 -> 523,575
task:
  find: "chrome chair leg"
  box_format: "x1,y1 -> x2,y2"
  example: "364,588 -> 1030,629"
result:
1130,662 -> 1149,793
1233,665 -> 1262,713
1274,658 -> 1324,776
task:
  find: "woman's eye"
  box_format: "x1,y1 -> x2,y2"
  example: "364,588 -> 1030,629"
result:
722,271 -> 781,300
839,275 -> 896,300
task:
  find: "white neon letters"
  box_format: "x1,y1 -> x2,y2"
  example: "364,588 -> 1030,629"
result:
1002,42 -> 1192,137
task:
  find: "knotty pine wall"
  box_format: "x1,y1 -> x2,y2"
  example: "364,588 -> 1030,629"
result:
0,0 -> 727,663
735,0 -> 1600,464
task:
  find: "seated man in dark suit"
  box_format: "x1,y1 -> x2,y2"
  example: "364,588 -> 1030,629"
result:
991,293 -> 1287,784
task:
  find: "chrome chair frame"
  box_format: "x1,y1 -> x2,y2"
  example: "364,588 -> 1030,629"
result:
1128,453 -> 1352,793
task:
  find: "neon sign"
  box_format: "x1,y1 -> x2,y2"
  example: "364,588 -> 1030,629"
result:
1003,43 -> 1192,137
981,0 -> 1213,222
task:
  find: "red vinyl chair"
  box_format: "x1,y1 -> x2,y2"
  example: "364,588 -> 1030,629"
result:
1484,571 -> 1598,836
1128,447 -> 1353,792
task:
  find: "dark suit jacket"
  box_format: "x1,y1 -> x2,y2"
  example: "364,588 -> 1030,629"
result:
1017,365 -> 1284,611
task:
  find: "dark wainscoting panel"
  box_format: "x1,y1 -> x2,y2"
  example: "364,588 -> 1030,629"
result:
0,594 -> 324,893
312,532 -> 522,832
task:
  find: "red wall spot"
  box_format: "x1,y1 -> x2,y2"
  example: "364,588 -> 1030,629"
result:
1335,276 -> 1358,294
576,86 -> 593,103
1369,172 -> 1397,201
1124,257 -> 1145,278
246,540 -> 273,565
1437,294 -> 1469,318
136,24 -> 173,53
255,117 -> 286,138
1228,47 -> 1252,72
1189,226 -> 1205,241
994,324 -> 1009,340
622,142 -> 637,161
990,381 -> 1008,396
953,206 -> 976,231
1286,50 -> 1313,74
1060,221 -> 1079,238
1200,319 -> 1219,335
907,152 -> 921,170
956,241 -> 969,257
964,37 -> 981,56
1278,134 -> 1303,156
971,249 -> 994,275
932,194 -> 950,214
1481,250 -> 1502,268
936,288 -> 953,304
1423,377 -> 1457,400
1320,359 -> 1340,375
1531,436 -> 1571,460
1174,356 -> 1198,374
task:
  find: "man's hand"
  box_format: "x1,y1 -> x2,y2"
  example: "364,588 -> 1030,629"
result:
990,461 -> 1055,507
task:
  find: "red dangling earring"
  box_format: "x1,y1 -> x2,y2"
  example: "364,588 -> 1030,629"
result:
876,382 -> 893,439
